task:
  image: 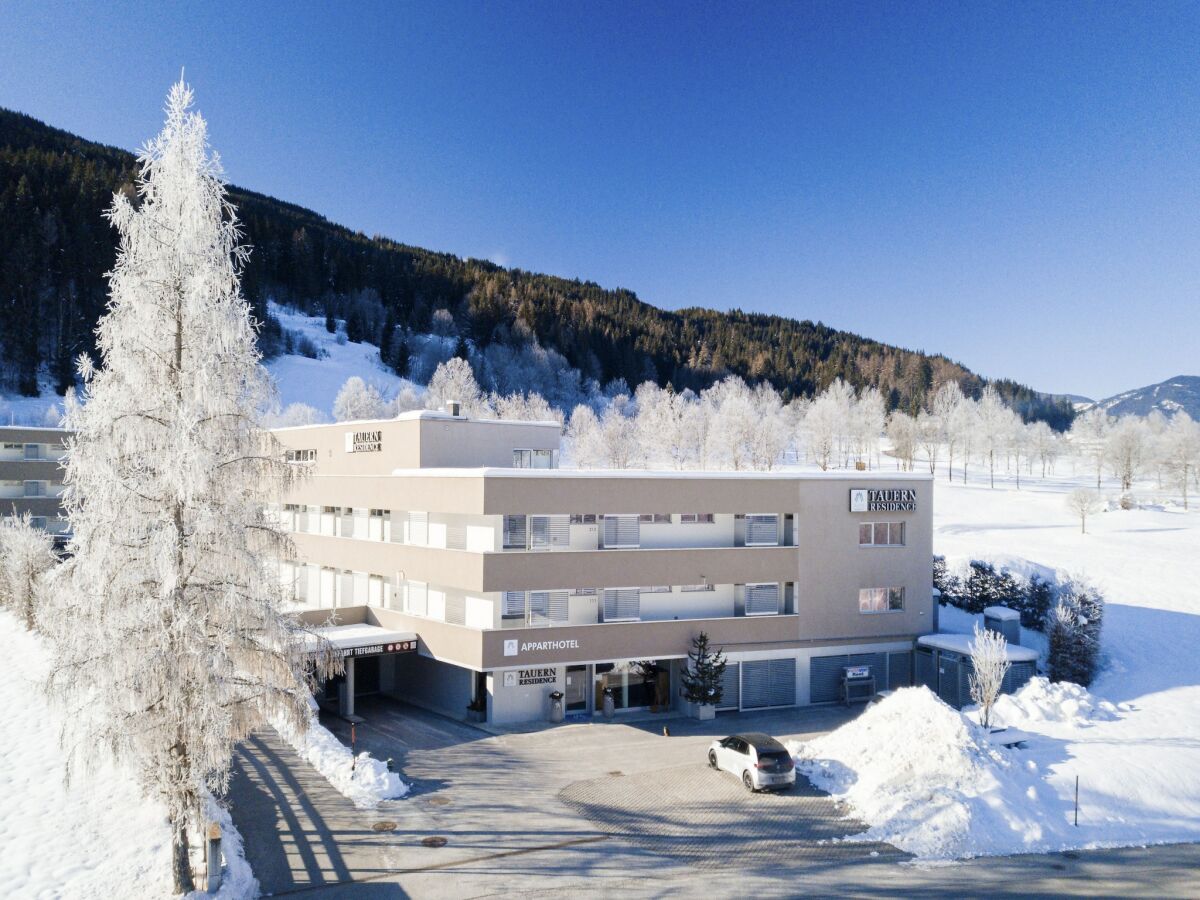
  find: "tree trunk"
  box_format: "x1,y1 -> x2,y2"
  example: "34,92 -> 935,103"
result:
172,815 -> 194,894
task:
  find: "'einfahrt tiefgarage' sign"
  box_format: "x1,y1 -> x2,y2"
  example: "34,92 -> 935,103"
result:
849,488 -> 917,512
345,430 -> 383,453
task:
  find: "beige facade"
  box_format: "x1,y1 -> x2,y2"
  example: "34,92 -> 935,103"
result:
0,427 -> 70,535
276,412 -> 934,724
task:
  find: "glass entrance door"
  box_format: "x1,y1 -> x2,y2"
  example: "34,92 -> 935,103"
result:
565,665 -> 588,712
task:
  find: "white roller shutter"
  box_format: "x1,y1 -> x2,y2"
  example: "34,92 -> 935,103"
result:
602,515 -> 640,549
528,590 -> 569,625
602,588 -> 640,621
745,514 -> 779,546
745,582 -> 780,616
408,511 -> 429,545
530,515 -> 570,550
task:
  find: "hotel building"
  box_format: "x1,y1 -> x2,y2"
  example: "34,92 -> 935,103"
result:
273,410 -> 934,725
0,426 -> 70,538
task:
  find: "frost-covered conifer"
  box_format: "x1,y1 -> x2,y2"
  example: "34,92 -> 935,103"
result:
46,81 -> 333,894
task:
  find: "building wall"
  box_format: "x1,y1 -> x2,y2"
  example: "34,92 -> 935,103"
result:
0,427 -> 70,532
384,653 -> 473,718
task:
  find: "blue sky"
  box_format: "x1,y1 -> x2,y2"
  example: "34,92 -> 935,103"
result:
3,1 -> 1198,398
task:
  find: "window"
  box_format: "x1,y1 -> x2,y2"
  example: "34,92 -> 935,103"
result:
29,516 -> 47,530
681,583 -> 714,592
529,590 -> 569,625
23,481 -> 46,498
859,587 -> 905,613
680,513 -> 715,524
2,443 -> 20,450
602,588 -> 640,622
570,514 -> 597,524
601,514 -> 640,549
530,515 -> 569,550
502,514 -> 528,550
571,587 -> 596,596
745,582 -> 780,616
639,513 -> 671,524
502,591 -> 527,619
408,511 -> 429,545
642,585 -> 671,593
285,448 -> 316,464
745,514 -> 779,546
513,448 -> 555,469
858,521 -> 906,547
24,444 -> 41,461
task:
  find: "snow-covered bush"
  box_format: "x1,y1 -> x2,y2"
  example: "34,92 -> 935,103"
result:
968,624 -> 1010,728
1047,577 -> 1104,687
0,512 -> 57,629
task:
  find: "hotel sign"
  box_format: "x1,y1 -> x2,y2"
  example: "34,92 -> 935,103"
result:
850,488 -> 917,512
345,430 -> 382,453
503,667 -> 557,688
504,638 -> 580,657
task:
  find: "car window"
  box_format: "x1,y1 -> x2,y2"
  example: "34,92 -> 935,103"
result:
734,739 -> 748,755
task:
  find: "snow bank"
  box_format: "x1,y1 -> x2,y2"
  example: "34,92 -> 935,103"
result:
992,677 -> 1120,729
273,713 -> 408,808
789,687 -> 1067,859
185,793 -> 258,900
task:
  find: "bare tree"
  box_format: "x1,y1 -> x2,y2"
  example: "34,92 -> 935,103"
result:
969,623 -> 1011,729
1066,487 -> 1102,534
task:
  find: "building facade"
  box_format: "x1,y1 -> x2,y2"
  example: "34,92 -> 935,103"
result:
0,426 -> 70,537
273,411 -> 934,725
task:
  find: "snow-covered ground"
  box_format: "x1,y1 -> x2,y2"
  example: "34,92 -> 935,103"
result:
273,704 -> 408,809
0,611 -> 254,898
265,303 -> 411,416
790,463 -> 1200,860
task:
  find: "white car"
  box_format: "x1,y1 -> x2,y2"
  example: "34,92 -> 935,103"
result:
708,732 -> 796,791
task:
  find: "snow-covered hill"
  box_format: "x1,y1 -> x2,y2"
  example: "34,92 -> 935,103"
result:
1084,375 -> 1200,419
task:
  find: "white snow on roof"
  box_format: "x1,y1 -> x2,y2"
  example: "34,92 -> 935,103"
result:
918,632 -> 1038,661
387,466 -> 934,481
309,623 -> 417,652
272,411 -> 561,431
983,606 -> 1021,621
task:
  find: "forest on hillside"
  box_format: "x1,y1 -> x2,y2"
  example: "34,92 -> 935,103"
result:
0,106 -> 1074,427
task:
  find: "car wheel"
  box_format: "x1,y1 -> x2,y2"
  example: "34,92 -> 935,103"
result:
708,750 -> 718,769
743,771 -> 755,791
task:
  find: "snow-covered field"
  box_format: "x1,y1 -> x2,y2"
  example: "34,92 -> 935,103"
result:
0,612 -> 254,899
790,464 -> 1200,860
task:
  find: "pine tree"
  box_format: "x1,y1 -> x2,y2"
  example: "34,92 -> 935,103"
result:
46,81 -> 333,894
680,631 -> 728,707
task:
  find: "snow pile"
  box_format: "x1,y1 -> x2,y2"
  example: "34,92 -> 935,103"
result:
188,793 -> 258,900
274,713 -> 408,808
789,687 -> 1065,859
992,677 -> 1119,729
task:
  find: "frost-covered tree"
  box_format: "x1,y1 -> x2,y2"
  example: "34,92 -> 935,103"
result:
1070,407 -> 1111,489
46,82 -> 334,894
968,623 -> 1011,729
949,395 -> 979,484
1066,487 -> 1102,534
491,390 -> 564,425
976,386 -> 1014,489
1157,411 -> 1200,509
931,381 -> 965,481
333,376 -> 389,422
851,387 -> 886,469
1105,416 -> 1145,493
0,512 -> 56,630
391,383 -> 424,416
263,401 -> 326,428
425,357 -> 490,416
886,410 -> 918,471
565,404 -> 603,467
916,409 -> 941,475
1028,420 -> 1059,478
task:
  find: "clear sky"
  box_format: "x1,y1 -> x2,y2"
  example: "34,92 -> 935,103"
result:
2,1 -> 1197,399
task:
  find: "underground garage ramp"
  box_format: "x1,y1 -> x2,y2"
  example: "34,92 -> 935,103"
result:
558,764 -> 906,869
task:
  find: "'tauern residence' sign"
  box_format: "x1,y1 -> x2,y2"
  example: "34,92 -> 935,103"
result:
345,430 -> 383,453
849,488 -> 917,512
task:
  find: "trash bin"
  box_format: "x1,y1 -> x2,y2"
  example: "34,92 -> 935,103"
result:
602,687 -> 615,719
548,690 -> 564,723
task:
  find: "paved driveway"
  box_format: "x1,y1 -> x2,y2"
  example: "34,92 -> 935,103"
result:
228,699 -> 1200,897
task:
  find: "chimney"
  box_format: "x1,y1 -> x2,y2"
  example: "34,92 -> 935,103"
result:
447,400 -> 461,417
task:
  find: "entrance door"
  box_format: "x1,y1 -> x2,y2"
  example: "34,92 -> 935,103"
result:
565,665 -> 588,712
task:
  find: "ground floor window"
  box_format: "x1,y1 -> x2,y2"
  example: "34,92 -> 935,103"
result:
595,659 -> 671,711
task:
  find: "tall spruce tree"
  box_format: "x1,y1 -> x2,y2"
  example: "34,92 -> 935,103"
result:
46,81 -> 332,893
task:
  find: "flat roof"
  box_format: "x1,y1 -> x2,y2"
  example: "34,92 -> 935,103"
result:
385,467 -> 934,481
270,411 -> 561,432
918,632 -> 1038,661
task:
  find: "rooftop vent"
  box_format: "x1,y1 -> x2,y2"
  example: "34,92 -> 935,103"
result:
447,400 -> 461,417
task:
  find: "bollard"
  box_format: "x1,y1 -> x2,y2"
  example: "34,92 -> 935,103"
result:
662,725 -> 670,737
206,822 -> 222,893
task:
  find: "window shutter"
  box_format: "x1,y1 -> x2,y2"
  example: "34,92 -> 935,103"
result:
408,511 -> 428,545
502,590 -> 526,619
547,590 -> 569,623
530,515 -> 570,550
602,515 -> 640,548
745,582 -> 780,616
503,515 -> 527,549
602,588 -> 640,621
746,514 -> 779,545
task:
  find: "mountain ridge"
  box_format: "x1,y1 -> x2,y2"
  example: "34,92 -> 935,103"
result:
0,105 -> 1073,427
1084,375 -> 1200,419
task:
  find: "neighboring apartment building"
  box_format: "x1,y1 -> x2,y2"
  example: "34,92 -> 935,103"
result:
0,426 -> 70,538
274,410 -> 934,725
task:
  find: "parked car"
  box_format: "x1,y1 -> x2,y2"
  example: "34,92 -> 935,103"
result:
707,732 -> 795,791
